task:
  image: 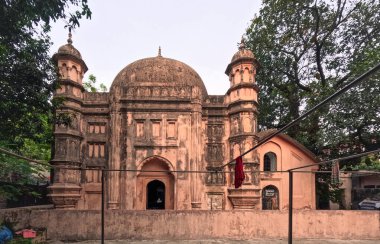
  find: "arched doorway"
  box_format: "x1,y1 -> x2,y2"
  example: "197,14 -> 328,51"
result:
146,180 -> 165,209
136,156 -> 175,210
262,185 -> 279,210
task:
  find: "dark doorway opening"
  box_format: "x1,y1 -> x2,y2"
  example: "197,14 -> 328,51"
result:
262,185 -> 279,210
146,180 -> 165,209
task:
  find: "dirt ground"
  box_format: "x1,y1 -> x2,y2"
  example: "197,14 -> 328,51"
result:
48,239 -> 380,244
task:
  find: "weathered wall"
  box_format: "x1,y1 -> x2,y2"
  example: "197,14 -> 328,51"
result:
1,208 -> 379,241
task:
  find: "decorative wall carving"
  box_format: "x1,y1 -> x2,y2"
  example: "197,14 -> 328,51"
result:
232,143 -> 241,159
68,139 -> 80,161
229,162 -> 260,187
55,138 -> 67,158
207,124 -> 224,139
206,144 -> 224,162
205,168 -> 225,186
231,115 -> 241,135
207,192 -> 224,210
70,114 -> 79,130
84,92 -> 108,101
123,86 -> 191,99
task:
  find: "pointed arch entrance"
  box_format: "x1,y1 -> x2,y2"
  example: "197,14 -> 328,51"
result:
146,180 -> 165,209
136,156 -> 174,210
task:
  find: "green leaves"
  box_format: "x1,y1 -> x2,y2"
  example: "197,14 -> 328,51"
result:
245,0 -> 380,153
0,0 -> 91,201
83,74 -> 108,92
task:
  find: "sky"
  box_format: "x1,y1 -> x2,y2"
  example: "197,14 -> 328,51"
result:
49,0 -> 262,95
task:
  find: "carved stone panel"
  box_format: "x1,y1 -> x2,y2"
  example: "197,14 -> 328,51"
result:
55,138 -> 67,159
206,144 -> 224,162
232,143 -> 241,159
230,115 -> 241,135
207,124 -> 224,139
68,138 -> 80,161
229,162 -> 260,187
123,86 -> 191,99
205,168 -> 225,186
70,114 -> 79,130
207,192 -> 224,210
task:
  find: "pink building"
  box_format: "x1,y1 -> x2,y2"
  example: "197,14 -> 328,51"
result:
48,36 -> 318,210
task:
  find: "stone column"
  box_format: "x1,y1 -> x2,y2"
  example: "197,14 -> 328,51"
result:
107,107 -> 121,209
190,88 -> 202,208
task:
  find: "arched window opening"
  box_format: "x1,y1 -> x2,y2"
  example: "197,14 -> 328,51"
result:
71,65 -> 78,82
264,152 -> 277,171
234,69 -> 241,85
146,180 -> 165,209
262,185 -> 279,210
243,67 -> 250,82
61,63 -> 68,78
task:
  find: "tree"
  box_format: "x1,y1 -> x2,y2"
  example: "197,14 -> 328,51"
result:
344,154 -> 380,171
84,74 -> 108,92
0,0 -> 91,201
245,0 -> 380,153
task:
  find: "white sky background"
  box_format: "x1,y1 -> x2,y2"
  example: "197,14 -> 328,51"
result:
49,0 -> 262,95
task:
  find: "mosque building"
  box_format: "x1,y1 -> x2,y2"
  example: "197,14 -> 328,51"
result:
48,34 -> 317,210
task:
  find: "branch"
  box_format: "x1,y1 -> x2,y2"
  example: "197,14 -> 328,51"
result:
311,2 -> 327,86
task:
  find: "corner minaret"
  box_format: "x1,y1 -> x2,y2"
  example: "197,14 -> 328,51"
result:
48,31 -> 88,209
225,37 -> 261,209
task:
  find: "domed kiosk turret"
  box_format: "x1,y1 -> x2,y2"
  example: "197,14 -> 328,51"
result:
48,31 -> 87,209
225,38 -> 261,210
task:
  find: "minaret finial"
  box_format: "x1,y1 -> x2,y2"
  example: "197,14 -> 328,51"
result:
67,27 -> 73,45
239,36 -> 246,50
158,46 -> 162,57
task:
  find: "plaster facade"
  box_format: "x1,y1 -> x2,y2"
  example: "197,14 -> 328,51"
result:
48,37 -> 318,210
1,208 -> 379,240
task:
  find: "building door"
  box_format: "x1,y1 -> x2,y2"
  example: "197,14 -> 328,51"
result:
262,185 -> 279,210
146,180 -> 165,209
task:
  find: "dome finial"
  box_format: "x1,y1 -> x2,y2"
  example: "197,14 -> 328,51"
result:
67,27 -> 73,45
239,36 -> 246,50
158,46 -> 162,57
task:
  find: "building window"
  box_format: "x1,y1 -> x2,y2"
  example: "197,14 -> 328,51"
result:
264,152 -> 277,171
262,185 -> 279,210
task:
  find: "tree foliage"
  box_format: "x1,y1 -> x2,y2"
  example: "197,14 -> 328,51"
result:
83,74 -> 108,92
0,0 -> 91,147
345,154 -> 380,171
0,0 -> 91,201
245,0 -> 380,153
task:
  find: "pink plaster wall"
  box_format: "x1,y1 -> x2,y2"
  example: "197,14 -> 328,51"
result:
1,209 -> 379,240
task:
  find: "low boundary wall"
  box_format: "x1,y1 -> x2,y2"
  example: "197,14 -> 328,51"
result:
1,208 -> 379,240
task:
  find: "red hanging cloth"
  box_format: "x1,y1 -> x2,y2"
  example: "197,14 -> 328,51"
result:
234,156 -> 245,188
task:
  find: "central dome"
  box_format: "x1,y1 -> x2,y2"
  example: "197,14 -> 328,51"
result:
110,56 -> 208,98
